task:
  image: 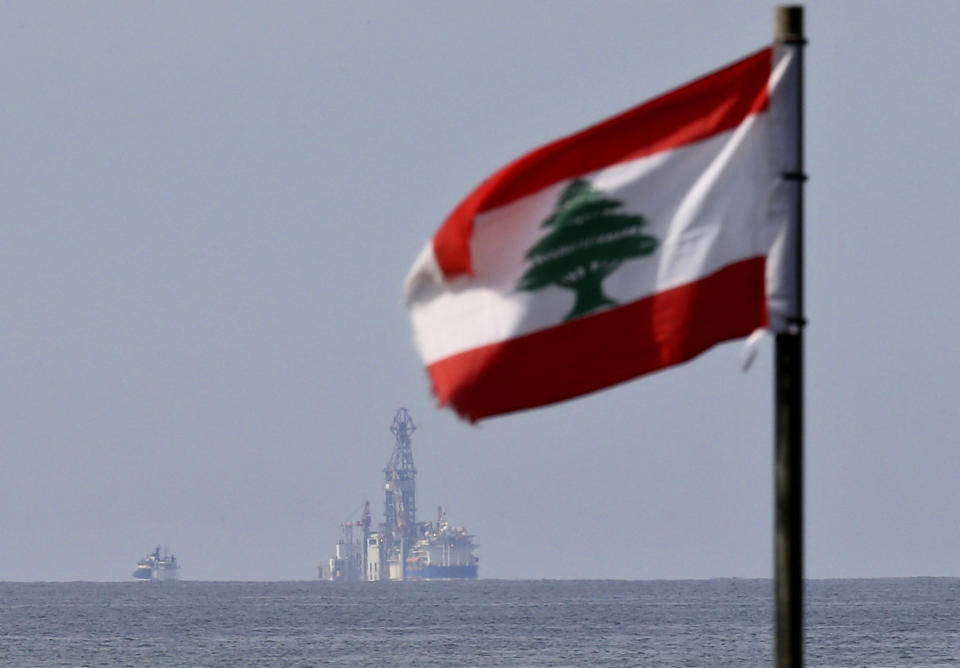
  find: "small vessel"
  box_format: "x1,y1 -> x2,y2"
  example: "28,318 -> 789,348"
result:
133,546 -> 180,581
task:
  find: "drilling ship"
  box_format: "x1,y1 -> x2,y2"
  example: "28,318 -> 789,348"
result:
324,408 -> 478,581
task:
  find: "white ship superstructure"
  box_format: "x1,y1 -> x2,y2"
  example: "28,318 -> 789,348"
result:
406,507 -> 479,579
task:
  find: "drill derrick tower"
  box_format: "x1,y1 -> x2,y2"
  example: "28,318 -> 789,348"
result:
383,408 -> 417,569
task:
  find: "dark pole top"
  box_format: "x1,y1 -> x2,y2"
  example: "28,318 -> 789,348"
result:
775,6 -> 805,44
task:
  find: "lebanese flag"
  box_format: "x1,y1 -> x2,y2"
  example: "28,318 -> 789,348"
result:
404,46 -> 799,422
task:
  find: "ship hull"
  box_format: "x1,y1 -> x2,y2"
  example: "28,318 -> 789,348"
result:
407,564 -> 477,580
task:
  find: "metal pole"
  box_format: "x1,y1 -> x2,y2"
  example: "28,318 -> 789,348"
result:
774,6 -> 805,668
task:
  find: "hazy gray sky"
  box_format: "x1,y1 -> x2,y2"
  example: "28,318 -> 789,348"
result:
2,1 -> 959,581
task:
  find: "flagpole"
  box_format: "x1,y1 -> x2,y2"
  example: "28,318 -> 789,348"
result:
774,5 -> 805,668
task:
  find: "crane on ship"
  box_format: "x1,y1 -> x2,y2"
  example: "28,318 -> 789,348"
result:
330,500 -> 372,581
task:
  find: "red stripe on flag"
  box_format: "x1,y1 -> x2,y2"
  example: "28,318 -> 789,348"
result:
425,257 -> 767,422
433,48 -> 772,279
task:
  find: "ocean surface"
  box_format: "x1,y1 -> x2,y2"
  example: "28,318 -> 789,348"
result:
1,579 -> 958,666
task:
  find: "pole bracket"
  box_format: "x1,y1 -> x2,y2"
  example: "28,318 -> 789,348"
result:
781,171 -> 808,182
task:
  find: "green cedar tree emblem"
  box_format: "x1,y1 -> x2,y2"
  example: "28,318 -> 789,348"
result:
516,178 -> 659,322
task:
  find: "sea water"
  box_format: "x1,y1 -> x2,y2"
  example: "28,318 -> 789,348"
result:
1,579 -> 958,666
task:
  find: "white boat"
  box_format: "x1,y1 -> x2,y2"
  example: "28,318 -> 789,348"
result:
133,546 -> 180,581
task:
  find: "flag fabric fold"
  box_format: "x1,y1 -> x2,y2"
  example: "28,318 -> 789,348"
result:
405,45 -> 798,422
